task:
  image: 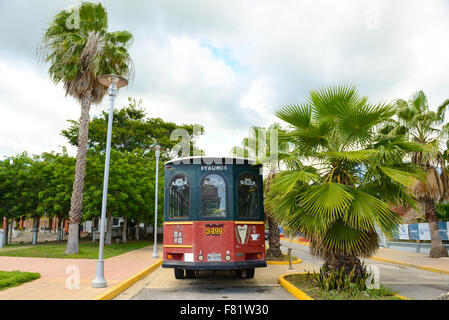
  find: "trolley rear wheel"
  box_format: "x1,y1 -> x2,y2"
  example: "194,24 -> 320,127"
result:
185,269 -> 196,279
174,268 -> 185,279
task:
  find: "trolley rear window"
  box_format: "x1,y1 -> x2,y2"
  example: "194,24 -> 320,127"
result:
168,174 -> 190,218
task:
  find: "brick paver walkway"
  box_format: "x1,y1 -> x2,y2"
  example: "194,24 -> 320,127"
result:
0,244 -> 162,300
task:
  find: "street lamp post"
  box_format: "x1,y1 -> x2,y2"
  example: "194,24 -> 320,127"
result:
152,145 -> 161,259
92,74 -> 128,288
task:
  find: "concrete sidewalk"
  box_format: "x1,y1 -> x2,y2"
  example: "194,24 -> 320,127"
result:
282,238 -> 449,274
0,244 -> 162,300
372,247 -> 449,274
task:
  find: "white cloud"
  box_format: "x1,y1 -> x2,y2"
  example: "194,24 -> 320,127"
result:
0,60 -> 81,157
1,0 -> 449,158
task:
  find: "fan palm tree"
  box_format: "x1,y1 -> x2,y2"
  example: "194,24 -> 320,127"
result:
394,91 -> 449,258
266,85 -> 424,276
39,2 -> 134,254
230,124 -> 289,258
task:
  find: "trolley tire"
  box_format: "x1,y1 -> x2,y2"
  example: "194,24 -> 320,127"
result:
185,270 -> 195,279
174,268 -> 185,279
246,268 -> 255,279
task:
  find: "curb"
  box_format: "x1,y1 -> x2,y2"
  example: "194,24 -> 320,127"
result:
370,256 -> 449,275
267,258 -> 302,265
278,272 -> 409,300
92,259 -> 163,300
278,273 -> 314,300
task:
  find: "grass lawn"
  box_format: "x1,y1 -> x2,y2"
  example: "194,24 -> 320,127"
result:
0,240 -> 153,259
285,274 -> 402,300
0,271 -> 40,291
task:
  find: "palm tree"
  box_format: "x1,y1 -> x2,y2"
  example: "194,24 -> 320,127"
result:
394,91 -> 449,258
39,2 -> 134,254
266,85 -> 424,277
230,124 -> 289,258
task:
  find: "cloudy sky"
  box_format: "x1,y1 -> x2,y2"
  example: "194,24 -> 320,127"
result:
1,0 -> 449,158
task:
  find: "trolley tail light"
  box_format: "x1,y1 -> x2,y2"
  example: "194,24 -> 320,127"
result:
245,252 -> 263,260
166,253 -> 183,260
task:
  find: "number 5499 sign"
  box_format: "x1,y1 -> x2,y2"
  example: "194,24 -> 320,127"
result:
205,225 -> 223,236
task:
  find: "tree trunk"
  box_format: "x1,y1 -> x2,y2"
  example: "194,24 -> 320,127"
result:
135,218 -> 140,241
122,216 -> 127,244
267,214 -> 283,258
32,216 -> 39,245
4,217 -> 8,245
57,216 -> 63,241
425,199 -> 448,258
265,171 -> 283,258
56,217 -> 60,241
324,254 -> 365,279
91,217 -> 96,242
61,218 -> 65,241
105,212 -> 112,245
66,95 -> 92,255
144,223 -> 150,240
9,218 -> 14,244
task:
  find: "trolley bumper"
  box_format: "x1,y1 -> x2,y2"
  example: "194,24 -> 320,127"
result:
162,261 -> 267,270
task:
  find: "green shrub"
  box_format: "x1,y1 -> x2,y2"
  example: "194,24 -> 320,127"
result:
306,263 -> 372,292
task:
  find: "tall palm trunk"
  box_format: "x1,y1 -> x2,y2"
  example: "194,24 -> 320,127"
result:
66,95 -> 92,254
323,253 -> 365,278
265,171 -> 283,258
424,198 -> 448,258
267,214 -> 282,258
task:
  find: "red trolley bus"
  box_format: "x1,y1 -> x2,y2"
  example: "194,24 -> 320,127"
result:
162,156 -> 266,279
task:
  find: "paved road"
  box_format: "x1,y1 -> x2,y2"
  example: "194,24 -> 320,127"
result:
280,240 -> 449,300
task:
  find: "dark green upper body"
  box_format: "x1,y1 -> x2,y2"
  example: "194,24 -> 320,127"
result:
164,157 -> 264,222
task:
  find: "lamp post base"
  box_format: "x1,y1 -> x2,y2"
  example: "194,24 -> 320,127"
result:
152,246 -> 159,259
92,260 -> 107,288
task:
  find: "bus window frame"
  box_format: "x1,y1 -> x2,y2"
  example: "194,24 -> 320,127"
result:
200,172 -> 229,219
167,172 -> 191,220
237,172 -> 260,220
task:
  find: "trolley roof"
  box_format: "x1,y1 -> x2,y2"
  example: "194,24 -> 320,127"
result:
165,156 -> 256,165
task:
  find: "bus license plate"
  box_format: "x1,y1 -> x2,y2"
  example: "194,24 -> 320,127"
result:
207,253 -> 222,262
